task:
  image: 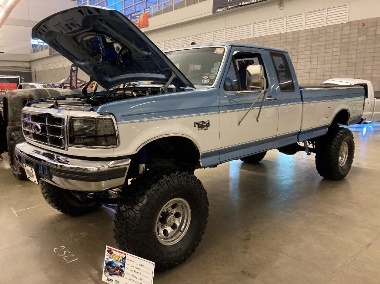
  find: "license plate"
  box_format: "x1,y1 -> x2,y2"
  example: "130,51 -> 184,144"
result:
24,164 -> 38,184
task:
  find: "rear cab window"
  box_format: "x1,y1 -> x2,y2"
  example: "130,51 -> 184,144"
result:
270,52 -> 295,92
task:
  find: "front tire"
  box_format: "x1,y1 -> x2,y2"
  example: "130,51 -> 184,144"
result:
114,170 -> 208,272
315,127 -> 354,180
241,151 -> 267,164
40,181 -> 101,216
7,131 -> 27,180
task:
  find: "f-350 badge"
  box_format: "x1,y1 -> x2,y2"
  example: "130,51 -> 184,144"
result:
194,120 -> 210,130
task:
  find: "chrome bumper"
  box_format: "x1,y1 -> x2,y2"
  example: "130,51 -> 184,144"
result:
16,142 -> 130,192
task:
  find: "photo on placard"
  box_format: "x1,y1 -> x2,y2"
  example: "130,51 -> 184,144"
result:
102,246 -> 127,284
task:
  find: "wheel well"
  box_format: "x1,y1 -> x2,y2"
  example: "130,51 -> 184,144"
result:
128,137 -> 201,177
331,109 -> 349,127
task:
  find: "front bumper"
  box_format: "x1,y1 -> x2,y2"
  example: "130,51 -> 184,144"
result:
16,142 -> 130,192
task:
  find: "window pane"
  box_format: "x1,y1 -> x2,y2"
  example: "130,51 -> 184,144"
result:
270,53 -> 295,92
167,47 -> 225,86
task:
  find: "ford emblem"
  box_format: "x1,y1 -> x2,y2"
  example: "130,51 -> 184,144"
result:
31,123 -> 42,134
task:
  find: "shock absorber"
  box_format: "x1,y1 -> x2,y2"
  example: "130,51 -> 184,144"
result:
138,147 -> 147,174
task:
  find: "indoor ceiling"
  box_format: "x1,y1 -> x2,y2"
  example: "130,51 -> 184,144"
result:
0,0 -> 76,54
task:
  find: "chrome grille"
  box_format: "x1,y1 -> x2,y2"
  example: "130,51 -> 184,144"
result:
22,112 -> 66,149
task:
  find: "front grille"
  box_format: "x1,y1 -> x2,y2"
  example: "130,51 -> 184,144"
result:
22,112 -> 66,149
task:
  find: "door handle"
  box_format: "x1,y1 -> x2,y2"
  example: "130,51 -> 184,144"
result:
266,96 -> 277,101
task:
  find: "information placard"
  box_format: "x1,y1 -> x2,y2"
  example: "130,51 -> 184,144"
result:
102,246 -> 155,284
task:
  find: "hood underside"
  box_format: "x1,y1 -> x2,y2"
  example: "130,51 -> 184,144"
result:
32,6 -> 194,90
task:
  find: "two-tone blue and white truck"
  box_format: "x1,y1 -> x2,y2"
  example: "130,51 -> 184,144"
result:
16,6 -> 365,271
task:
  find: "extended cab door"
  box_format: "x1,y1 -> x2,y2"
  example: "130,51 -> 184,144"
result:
269,52 -> 302,142
219,48 -> 279,162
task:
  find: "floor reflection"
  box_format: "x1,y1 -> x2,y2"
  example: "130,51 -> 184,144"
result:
228,160 -> 243,209
274,153 -> 295,190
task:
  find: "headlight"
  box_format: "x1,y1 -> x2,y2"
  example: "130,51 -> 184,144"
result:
69,116 -> 117,147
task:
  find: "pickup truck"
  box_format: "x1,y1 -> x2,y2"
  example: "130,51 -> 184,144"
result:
16,6 -> 365,272
324,78 -> 380,123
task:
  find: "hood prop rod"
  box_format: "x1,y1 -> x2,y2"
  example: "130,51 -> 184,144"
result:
161,72 -> 176,93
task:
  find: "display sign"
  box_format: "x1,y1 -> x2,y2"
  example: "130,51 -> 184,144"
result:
102,246 -> 155,284
213,0 -> 267,14
0,76 -> 20,91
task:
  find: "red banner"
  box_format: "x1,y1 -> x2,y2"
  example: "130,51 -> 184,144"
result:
0,83 -> 17,90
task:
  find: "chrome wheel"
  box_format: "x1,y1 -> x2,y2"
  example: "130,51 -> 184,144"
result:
338,141 -> 348,166
155,198 -> 191,246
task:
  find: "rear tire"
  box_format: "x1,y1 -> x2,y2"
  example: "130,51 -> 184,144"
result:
315,127 -> 354,180
241,151 -> 267,164
40,181 -> 101,216
114,170 -> 208,272
7,131 -> 27,180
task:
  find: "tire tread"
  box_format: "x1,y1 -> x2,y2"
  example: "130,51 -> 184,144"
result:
315,127 -> 354,180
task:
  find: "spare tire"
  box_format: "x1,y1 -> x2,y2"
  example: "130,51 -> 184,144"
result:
6,88 -> 62,124
7,131 -> 27,180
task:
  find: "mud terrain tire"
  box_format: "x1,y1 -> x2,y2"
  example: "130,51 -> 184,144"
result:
114,170 -> 208,272
315,127 -> 354,180
8,131 -> 27,180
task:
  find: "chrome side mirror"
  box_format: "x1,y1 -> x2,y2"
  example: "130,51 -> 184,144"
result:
246,64 -> 266,91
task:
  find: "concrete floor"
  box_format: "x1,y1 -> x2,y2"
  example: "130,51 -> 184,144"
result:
1,123 -> 380,284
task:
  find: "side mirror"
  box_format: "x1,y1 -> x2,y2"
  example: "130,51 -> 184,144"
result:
246,64 -> 266,91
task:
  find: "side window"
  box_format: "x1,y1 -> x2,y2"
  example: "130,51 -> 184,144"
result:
270,52 -> 295,92
224,53 -> 265,91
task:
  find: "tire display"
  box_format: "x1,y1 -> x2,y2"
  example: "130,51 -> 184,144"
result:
7,131 -> 27,180
114,170 -> 209,272
40,181 -> 101,216
315,127 -> 355,180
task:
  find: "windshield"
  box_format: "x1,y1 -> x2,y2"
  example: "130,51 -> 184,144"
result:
166,47 -> 225,86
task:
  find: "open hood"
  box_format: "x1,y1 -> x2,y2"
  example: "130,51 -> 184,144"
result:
32,6 -> 194,90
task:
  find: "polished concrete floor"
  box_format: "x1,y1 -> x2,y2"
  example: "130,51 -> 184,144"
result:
1,123 -> 380,283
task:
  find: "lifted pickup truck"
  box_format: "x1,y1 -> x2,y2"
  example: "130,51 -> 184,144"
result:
16,6 -> 365,271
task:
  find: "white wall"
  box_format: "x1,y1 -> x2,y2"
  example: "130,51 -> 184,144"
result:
145,0 -> 380,43
28,0 -> 380,86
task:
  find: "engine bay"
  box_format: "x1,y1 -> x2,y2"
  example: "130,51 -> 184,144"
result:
27,82 -> 180,110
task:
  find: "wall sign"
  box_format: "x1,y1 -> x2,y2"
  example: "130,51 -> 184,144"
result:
213,0 -> 267,14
